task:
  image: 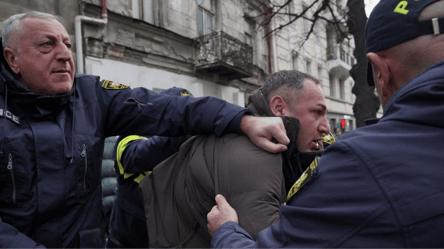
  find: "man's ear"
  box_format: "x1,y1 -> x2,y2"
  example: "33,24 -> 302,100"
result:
3,48 -> 20,74
366,52 -> 390,94
269,95 -> 291,116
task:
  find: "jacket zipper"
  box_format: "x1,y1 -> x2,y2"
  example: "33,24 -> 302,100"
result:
81,144 -> 88,192
7,153 -> 16,204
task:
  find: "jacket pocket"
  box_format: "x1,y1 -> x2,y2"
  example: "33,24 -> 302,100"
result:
0,138 -> 33,208
73,135 -> 102,198
74,142 -> 91,197
6,153 -> 16,204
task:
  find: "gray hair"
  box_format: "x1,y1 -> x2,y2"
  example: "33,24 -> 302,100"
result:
2,11 -> 59,48
262,70 -> 321,110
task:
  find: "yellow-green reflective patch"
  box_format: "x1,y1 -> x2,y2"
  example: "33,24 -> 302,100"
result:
134,171 -> 152,184
102,80 -> 130,90
180,90 -> 191,96
322,132 -> 335,145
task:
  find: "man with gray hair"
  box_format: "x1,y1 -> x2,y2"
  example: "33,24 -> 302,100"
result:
207,0 -> 444,247
138,70 -> 332,248
0,11 -> 290,248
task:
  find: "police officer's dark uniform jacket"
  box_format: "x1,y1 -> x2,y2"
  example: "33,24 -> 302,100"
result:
107,88 -> 193,248
139,88 -> 334,248
0,38 -> 250,248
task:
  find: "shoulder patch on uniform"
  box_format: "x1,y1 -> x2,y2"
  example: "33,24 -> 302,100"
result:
101,80 -> 130,90
322,132 -> 335,145
180,90 -> 191,96
287,157 -> 320,201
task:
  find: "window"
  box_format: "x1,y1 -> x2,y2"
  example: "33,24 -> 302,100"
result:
132,0 -> 156,24
340,46 -> 345,61
305,60 -> 312,74
197,0 -> 215,36
288,1 -> 297,39
329,119 -> 337,133
326,26 -> 335,57
292,53 -> 299,70
317,65 -> 323,81
244,18 -> 255,47
245,17 -> 256,63
314,23 -> 320,43
329,74 -> 336,97
289,0 -> 296,21
303,4 -> 309,33
339,78 -> 345,100
289,1 -> 297,27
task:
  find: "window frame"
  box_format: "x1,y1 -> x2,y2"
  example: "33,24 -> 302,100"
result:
302,3 -> 309,33
305,59 -> 312,75
329,73 -> 336,98
292,52 -> 299,70
317,65 -> 323,81
197,0 -> 215,36
339,78 -> 345,100
132,0 -> 157,25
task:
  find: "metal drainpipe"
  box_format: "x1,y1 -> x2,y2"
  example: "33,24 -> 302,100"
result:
75,0 -> 108,74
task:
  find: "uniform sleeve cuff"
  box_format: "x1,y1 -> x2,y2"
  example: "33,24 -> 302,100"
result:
224,110 -> 252,136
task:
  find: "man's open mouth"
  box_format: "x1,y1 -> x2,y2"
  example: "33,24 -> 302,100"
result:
313,140 -> 321,150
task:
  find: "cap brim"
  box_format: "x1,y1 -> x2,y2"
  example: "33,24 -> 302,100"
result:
367,62 -> 375,86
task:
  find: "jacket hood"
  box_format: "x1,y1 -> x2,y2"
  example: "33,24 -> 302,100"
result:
247,87 -> 274,117
0,37 -> 73,117
381,59 -> 444,127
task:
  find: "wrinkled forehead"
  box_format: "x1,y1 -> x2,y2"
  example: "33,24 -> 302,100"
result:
20,17 -> 65,32
19,17 -> 69,39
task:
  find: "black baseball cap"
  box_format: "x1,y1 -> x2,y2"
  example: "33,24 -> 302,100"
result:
365,0 -> 442,86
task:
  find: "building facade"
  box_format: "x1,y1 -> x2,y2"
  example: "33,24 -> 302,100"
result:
0,0 -> 362,135
1,0 -> 276,105
282,0 -> 358,135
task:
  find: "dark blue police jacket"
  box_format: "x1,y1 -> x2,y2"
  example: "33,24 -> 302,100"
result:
212,60 -> 444,248
108,134 -> 190,247
0,45 -> 248,248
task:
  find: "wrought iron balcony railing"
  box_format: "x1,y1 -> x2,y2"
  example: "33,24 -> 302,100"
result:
194,31 -> 253,81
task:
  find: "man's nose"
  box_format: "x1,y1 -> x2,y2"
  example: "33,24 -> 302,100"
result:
55,43 -> 72,61
319,116 -> 331,134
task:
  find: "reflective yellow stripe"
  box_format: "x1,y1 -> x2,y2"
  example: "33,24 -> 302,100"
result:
123,172 -> 134,179
287,157 -> 319,200
133,171 -> 152,184
116,135 -> 146,176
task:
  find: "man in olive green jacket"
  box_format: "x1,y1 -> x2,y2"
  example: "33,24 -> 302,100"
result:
139,70 -> 333,248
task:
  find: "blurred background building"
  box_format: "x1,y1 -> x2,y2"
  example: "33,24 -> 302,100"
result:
0,0 -> 378,135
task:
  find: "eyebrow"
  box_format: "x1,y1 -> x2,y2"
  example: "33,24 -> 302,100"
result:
37,33 -> 70,41
318,103 -> 327,111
